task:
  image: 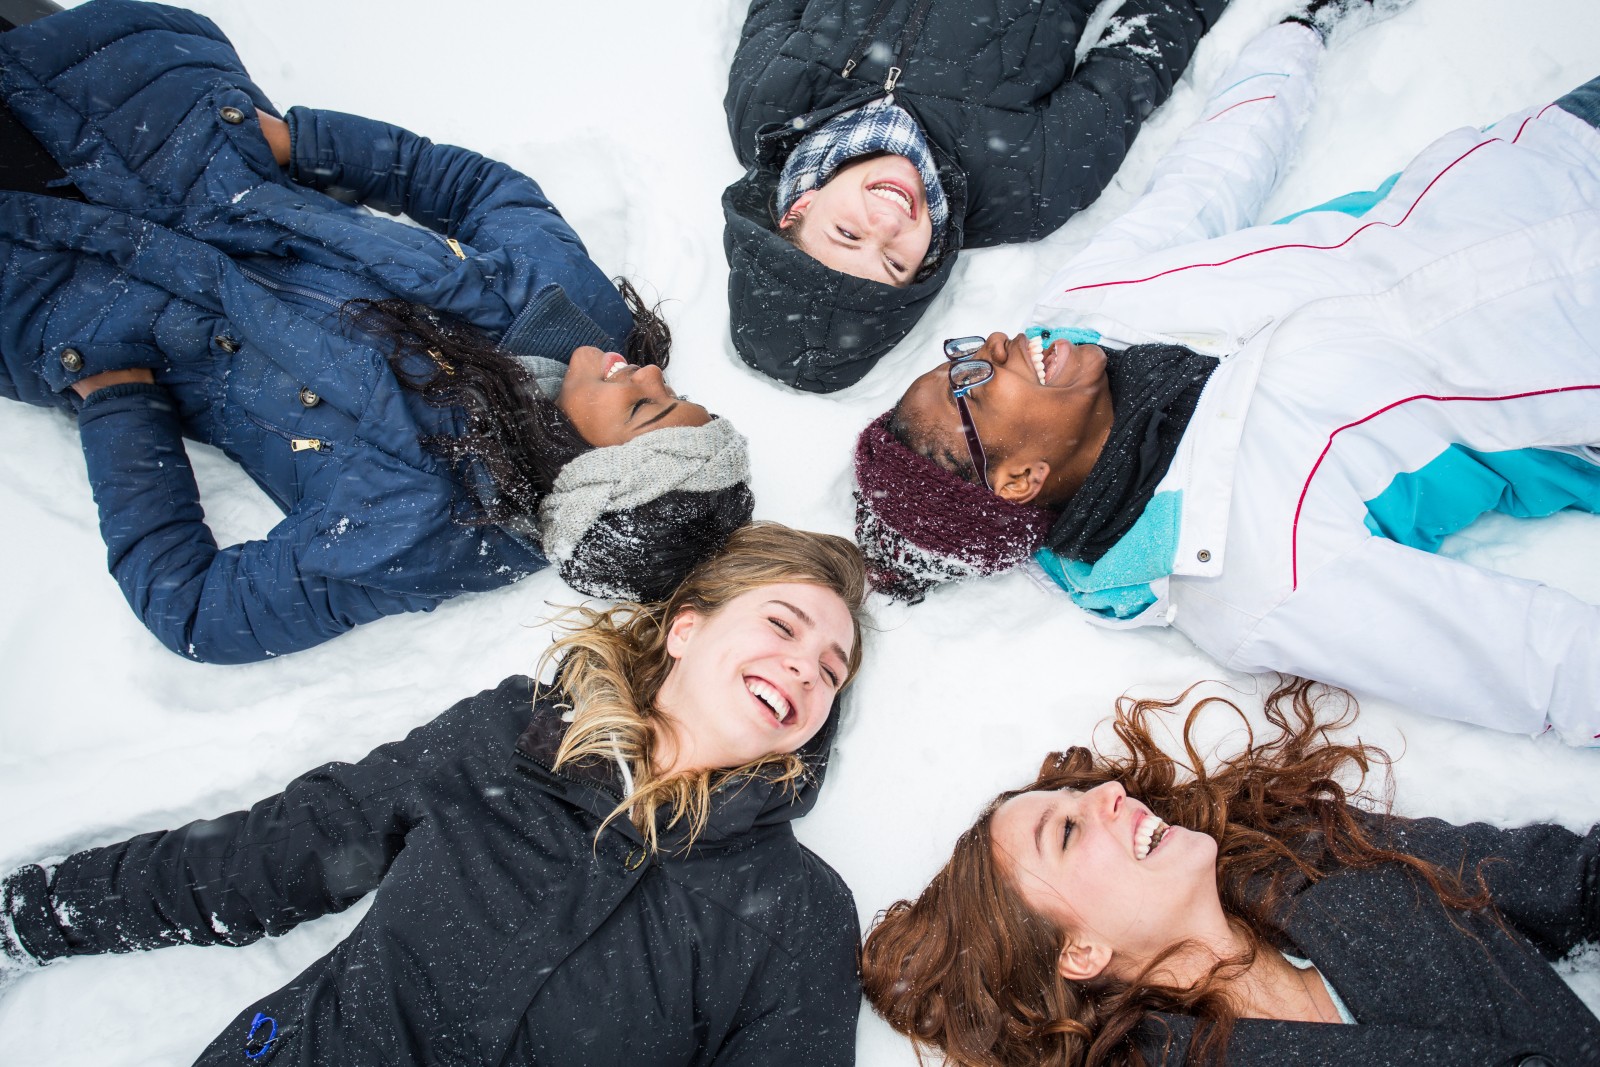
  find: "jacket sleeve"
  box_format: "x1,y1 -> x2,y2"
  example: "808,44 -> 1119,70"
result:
1045,22 -> 1324,284
281,106 -> 631,343
76,382 -> 433,664
1376,814 -> 1600,961
1219,536 -> 1600,747
722,0 -> 813,166
1,677 -> 535,965
1024,0 -> 1227,230
709,860 -> 861,1066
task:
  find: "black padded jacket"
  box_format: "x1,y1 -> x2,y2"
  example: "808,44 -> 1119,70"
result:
2,676 -> 862,1066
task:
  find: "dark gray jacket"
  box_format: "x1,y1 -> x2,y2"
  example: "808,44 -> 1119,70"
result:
722,0 -> 1227,392
1140,816 -> 1600,1065
2,676 -> 861,1065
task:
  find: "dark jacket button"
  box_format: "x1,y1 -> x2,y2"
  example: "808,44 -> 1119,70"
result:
60,348 -> 83,372
298,387 -> 321,408
216,336 -> 240,354
219,106 -> 246,125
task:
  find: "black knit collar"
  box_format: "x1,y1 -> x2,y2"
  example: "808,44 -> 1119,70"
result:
1043,343 -> 1217,563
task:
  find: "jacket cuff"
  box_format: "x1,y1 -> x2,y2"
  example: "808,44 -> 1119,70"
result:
501,284 -> 613,358
75,381 -> 169,415
2,864 -> 67,963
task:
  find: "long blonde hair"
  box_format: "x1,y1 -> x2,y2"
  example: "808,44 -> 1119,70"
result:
540,522 -> 868,854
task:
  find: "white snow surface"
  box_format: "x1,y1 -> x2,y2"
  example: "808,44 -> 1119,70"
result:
2,1 -> 1599,1062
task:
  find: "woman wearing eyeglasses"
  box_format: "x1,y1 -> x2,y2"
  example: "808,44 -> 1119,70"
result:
2,523 -> 868,1066
851,16 -> 1600,743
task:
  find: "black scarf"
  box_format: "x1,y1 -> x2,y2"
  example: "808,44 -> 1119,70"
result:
1043,343 -> 1218,564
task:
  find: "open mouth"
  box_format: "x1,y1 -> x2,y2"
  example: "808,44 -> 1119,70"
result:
867,179 -> 918,220
602,353 -> 629,381
1134,813 -> 1171,861
745,677 -> 795,727
1029,336 -> 1071,386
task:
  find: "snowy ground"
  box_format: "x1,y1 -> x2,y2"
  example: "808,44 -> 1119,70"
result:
2,0 -> 1599,1062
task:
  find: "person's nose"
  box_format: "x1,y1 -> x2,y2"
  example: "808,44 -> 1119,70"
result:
1088,780 -> 1126,817
633,364 -> 667,390
783,649 -> 817,689
983,332 -> 1012,365
862,196 -> 907,236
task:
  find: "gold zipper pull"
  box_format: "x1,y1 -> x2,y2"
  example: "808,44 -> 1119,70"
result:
445,237 -> 466,259
291,438 -> 323,452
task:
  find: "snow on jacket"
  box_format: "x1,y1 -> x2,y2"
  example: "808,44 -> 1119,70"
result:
0,0 -> 634,663
1137,813 -> 1600,1065
1026,25 -> 1600,743
1,675 -> 862,1066
721,0 -> 1227,393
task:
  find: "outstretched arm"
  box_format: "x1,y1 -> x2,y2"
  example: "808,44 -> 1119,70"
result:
281,106 -> 631,345
1023,0 -> 1230,234
1216,537 -> 1600,746
1,677 -> 534,965
1054,20 -> 1325,276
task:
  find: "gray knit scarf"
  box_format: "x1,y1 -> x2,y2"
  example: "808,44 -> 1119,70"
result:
535,417 -> 751,566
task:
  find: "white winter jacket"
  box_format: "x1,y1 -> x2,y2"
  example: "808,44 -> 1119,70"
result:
1029,24 -> 1600,744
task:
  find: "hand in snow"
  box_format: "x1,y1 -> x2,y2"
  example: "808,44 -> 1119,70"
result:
1283,0 -> 1413,40
0,892 -> 40,995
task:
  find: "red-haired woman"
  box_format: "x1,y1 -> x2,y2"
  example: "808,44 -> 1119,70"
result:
861,680 -> 1599,1066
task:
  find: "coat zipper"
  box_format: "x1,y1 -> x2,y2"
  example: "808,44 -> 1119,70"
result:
238,264 -> 344,312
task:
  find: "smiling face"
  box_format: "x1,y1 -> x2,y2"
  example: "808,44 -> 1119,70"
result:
896,332 -> 1114,507
781,154 -> 934,287
989,783 -> 1220,980
653,582 -> 855,777
557,346 -> 712,447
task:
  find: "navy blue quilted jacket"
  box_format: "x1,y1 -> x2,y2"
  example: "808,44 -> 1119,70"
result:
0,0 -> 633,662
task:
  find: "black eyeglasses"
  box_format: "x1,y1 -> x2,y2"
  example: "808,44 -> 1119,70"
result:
944,336 -> 993,489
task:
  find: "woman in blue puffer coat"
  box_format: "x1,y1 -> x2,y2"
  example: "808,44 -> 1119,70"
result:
0,0 -> 754,664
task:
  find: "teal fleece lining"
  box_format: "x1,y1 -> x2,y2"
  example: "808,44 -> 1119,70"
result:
1274,172 -> 1401,224
1036,490 -> 1181,619
1363,446 -> 1600,552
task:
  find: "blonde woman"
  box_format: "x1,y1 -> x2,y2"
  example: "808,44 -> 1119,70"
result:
0,523 -> 868,1067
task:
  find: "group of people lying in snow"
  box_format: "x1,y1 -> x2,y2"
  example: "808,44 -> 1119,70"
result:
1,0 -> 1597,1065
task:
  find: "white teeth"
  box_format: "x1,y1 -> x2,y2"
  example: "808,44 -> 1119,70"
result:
604,360 -> 628,381
1029,335 -> 1047,385
868,183 -> 913,214
1134,815 -> 1169,860
745,679 -> 791,725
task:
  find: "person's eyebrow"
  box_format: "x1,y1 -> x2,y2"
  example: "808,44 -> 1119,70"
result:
769,599 -> 850,667
636,401 -> 679,429
1033,804 -> 1051,856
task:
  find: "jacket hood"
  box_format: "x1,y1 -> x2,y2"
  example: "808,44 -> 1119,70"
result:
722,98 -> 967,394
515,681 -> 843,849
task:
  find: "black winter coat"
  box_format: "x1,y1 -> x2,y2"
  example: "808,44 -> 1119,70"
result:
2,677 -> 861,1065
1139,816 -> 1600,1065
722,0 -> 1227,392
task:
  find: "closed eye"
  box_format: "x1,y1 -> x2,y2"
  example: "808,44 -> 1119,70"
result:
628,398 -> 650,421
837,226 -> 858,241
769,617 -> 794,637
1062,816 -> 1075,850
